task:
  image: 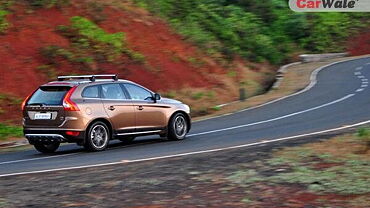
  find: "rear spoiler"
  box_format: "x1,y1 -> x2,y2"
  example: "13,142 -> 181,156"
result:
57,74 -> 118,82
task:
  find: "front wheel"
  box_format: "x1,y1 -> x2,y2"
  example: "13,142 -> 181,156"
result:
34,142 -> 60,153
168,113 -> 188,140
84,121 -> 110,151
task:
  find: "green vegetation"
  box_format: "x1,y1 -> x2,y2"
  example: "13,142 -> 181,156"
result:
162,91 -> 176,99
69,16 -> 145,62
134,0 -> 370,64
86,1 -> 106,23
71,16 -> 124,56
191,92 -> 204,100
270,162 -> 369,194
357,128 -> 370,151
0,9 -> 9,33
211,105 -> 221,111
36,64 -> 57,79
0,0 -> 14,34
187,56 -> 204,67
41,16 -> 145,72
27,0 -> 70,8
0,93 -> 22,105
227,132 -> 370,195
0,123 -> 22,140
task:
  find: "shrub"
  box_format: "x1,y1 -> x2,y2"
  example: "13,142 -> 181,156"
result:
191,92 -> 204,100
356,128 -> 370,152
66,16 -> 145,62
37,64 -> 57,79
70,16 -> 125,53
0,9 -> 9,34
0,123 -> 23,140
134,0 -> 370,64
28,0 -> 70,8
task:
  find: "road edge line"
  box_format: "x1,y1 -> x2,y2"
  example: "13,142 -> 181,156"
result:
195,56 -> 370,122
1,119 -> 370,178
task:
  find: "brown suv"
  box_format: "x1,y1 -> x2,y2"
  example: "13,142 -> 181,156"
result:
22,75 -> 191,153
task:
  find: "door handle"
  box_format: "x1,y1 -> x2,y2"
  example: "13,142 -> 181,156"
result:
138,106 -> 144,111
108,106 -> 115,111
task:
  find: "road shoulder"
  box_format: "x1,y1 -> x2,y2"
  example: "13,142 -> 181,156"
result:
0,128 -> 368,207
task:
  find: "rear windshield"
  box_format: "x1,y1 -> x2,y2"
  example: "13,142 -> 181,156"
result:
27,86 -> 71,106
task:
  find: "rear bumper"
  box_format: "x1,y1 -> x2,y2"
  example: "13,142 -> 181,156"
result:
24,129 -> 85,144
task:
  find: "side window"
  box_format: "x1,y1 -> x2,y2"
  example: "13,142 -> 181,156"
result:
101,84 -> 126,100
82,86 -> 100,98
123,84 -> 153,101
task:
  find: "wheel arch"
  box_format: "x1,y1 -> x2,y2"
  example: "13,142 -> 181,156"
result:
168,110 -> 191,133
85,118 -> 114,139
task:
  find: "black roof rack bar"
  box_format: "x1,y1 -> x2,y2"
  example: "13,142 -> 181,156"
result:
57,74 -> 118,82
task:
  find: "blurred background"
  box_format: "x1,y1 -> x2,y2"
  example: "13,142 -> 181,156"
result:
0,0 -> 369,139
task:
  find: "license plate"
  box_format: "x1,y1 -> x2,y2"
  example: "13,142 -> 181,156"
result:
34,113 -> 52,120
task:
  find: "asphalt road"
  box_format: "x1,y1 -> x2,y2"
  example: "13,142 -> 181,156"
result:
1,57 -> 370,177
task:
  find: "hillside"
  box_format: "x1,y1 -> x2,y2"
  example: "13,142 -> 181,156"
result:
135,0 -> 370,63
0,0 -> 274,124
0,0 -> 369,126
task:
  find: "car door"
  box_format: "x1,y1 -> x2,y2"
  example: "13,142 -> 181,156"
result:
100,83 -> 136,134
122,83 -> 167,132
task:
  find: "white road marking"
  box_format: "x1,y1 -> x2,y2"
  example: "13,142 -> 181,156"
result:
189,94 -> 354,137
0,58 -> 369,177
0,94 -> 356,166
354,72 -> 362,75
195,57 -> 370,123
361,85 -> 368,88
1,119 -> 370,178
358,75 -> 365,79
0,153 -> 78,165
357,88 -> 364,92
356,67 -> 363,70
362,82 -> 368,84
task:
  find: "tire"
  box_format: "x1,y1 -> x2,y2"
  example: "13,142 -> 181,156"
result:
168,113 -> 188,141
119,136 -> 135,144
34,142 -> 60,153
84,121 -> 110,151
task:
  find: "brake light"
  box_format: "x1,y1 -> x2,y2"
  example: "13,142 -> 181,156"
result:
66,131 -> 80,137
63,86 -> 80,111
21,90 -> 36,111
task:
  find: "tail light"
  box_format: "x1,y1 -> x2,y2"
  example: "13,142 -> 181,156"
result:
66,131 -> 80,137
63,86 -> 80,111
21,90 -> 36,111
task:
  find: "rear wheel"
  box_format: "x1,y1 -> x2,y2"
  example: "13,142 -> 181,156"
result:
168,113 -> 188,140
34,142 -> 60,153
84,121 -> 110,151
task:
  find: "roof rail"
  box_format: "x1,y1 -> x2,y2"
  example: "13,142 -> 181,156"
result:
57,74 -> 118,82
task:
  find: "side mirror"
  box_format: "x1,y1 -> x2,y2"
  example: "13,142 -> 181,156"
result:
153,93 -> 161,102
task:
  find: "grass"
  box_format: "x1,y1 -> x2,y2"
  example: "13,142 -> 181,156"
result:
27,0 -> 70,9
0,9 -> 9,34
191,92 -> 204,100
44,16 -> 146,71
0,123 -> 23,140
227,131 -> 370,196
187,57 -> 204,67
356,128 -> 370,152
0,93 -> 22,105
0,0 -> 13,34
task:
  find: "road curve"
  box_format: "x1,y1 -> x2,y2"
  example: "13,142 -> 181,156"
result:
1,57 -> 370,177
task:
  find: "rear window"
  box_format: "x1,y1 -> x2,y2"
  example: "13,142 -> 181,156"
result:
27,86 -> 71,106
